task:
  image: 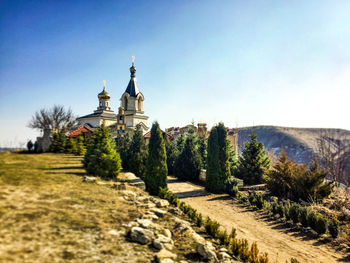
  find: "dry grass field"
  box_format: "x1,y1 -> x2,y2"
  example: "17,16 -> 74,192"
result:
0,152 -> 147,262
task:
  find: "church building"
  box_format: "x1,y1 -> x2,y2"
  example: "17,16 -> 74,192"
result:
72,58 -> 149,137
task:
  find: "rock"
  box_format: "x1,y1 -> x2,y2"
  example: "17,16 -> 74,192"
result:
112,183 -> 127,190
162,228 -> 172,238
168,207 -> 181,215
137,196 -> 149,203
155,249 -> 177,261
151,208 -> 167,217
191,232 -> 205,243
129,226 -> 154,244
137,219 -> 153,228
153,234 -> 173,250
82,176 -> 97,183
156,199 -> 170,208
159,259 -> 174,263
173,218 -> 192,233
107,229 -> 122,236
218,251 -> 231,260
121,221 -> 138,228
122,190 -> 137,201
196,241 -> 218,262
219,248 -> 229,253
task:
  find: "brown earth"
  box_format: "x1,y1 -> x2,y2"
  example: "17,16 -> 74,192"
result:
167,176 -> 349,263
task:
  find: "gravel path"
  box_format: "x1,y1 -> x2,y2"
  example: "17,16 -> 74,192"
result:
167,176 -> 347,263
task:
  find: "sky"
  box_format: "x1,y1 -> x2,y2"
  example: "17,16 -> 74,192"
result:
1,0 -> 350,147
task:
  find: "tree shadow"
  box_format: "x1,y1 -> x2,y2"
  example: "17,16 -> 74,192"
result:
45,166 -> 83,170
207,195 -> 232,202
45,171 -> 86,176
175,190 -> 210,199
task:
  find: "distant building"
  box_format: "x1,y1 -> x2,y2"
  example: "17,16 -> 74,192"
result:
69,58 -> 149,137
165,123 -> 238,154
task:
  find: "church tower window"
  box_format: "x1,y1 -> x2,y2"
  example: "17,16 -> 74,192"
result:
124,97 -> 128,110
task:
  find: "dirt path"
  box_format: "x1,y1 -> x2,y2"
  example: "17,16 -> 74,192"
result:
167,176 -> 347,263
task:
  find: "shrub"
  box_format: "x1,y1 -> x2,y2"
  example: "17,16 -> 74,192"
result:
76,134 -> 86,156
229,227 -> 237,239
284,204 -> 291,221
290,258 -> 300,263
289,204 -> 301,224
328,218 -> 339,238
314,215 -> 328,235
248,193 -> 256,206
218,230 -> 230,246
225,177 -> 239,197
255,194 -> 264,209
196,213 -> 204,227
205,218 -> 220,238
299,207 -> 309,227
307,211 -> 318,230
145,122 -> 168,195
238,239 -> 250,262
249,242 -> 259,263
277,204 -> 285,218
271,202 -> 278,215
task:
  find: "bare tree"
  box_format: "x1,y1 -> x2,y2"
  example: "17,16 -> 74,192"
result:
316,129 -> 350,187
28,105 -> 78,133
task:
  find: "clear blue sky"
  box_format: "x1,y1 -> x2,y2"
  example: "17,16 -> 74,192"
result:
1,0 -> 350,147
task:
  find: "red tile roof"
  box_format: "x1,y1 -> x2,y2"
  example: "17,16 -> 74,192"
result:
67,125 -> 93,138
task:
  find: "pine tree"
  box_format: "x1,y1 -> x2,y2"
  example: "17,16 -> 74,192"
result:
49,132 -> 59,152
145,122 -> 168,195
174,134 -> 202,181
76,134 -> 86,156
83,124 -> 122,179
294,157 -> 334,202
129,125 -> 148,178
206,123 -> 231,193
115,132 -> 131,171
236,129 -> 270,185
266,149 -> 299,198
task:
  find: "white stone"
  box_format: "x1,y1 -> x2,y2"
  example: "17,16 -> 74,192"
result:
129,227 -> 154,244
196,241 -> 218,262
151,208 -> 167,217
137,219 -> 152,228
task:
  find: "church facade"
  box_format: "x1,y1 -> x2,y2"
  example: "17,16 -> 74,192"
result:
74,59 -> 149,136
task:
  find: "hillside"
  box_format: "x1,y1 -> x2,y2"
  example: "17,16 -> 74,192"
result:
238,126 -> 350,181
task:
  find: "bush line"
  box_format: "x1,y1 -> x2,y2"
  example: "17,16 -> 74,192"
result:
158,188 -> 300,263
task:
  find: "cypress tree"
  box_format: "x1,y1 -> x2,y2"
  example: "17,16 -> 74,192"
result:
115,132 -> 131,171
237,129 -> 270,185
76,134 -> 86,156
145,122 -> 168,195
83,124 -> 122,179
174,134 -> 202,181
206,123 -> 231,193
129,125 -> 148,178
197,132 -> 207,169
176,132 -> 185,153
49,132 -> 59,152
163,133 -> 179,175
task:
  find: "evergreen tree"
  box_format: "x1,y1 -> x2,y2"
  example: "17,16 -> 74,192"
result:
115,132 -> 131,171
266,149 -> 299,198
49,132 -> 59,152
65,137 -> 77,154
83,124 -> 122,179
145,122 -> 168,195
76,134 -> 86,156
129,125 -> 148,178
236,129 -> 270,185
57,132 -> 67,153
174,134 -> 202,181
176,132 -> 185,153
163,133 -> 179,175
197,132 -> 207,169
294,157 -> 334,202
227,139 -> 238,176
206,123 -> 231,193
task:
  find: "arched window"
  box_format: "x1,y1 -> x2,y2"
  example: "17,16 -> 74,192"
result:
138,98 -> 142,111
124,97 -> 128,110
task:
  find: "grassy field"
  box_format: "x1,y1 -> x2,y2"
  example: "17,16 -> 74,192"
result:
0,152 -> 146,262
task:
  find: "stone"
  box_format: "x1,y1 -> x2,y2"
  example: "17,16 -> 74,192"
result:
107,229 -> 122,236
156,199 -> 170,208
155,249 -> 177,260
218,251 -> 231,260
112,183 -> 127,190
168,207 -> 181,215
196,241 -> 218,262
137,219 -> 153,228
173,218 -> 192,233
142,214 -> 159,221
151,208 -> 167,217
159,259 -> 174,263
129,226 -> 154,244
162,228 -> 172,238
82,176 -> 97,183
153,234 -> 173,250
137,196 -> 149,203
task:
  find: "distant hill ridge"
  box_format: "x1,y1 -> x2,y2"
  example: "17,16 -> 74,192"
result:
237,125 -> 350,164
